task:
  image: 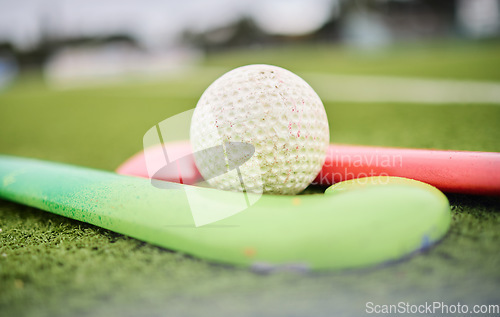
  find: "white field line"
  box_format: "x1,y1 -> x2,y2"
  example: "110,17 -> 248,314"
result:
302,73 -> 500,104
46,66 -> 500,105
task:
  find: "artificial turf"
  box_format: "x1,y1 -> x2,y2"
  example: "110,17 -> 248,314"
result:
0,40 -> 499,316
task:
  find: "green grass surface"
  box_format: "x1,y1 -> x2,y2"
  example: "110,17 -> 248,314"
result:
1,41 -> 500,316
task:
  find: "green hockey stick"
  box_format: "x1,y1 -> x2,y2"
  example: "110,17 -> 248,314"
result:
0,155 -> 450,271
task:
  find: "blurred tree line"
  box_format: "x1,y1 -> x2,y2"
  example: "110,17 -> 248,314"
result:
0,0 -> 492,70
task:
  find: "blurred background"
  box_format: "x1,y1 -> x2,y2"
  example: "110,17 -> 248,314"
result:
1,0 -> 500,166
0,0 -> 499,87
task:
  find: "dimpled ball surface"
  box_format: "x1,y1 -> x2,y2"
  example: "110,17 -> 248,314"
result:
190,64 -> 329,195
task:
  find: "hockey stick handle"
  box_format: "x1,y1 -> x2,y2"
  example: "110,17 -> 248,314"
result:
316,145 -> 500,195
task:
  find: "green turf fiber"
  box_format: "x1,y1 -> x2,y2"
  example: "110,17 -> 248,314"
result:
1,41 -> 500,316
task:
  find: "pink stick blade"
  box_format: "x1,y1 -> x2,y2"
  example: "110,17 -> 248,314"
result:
116,141 -> 500,195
